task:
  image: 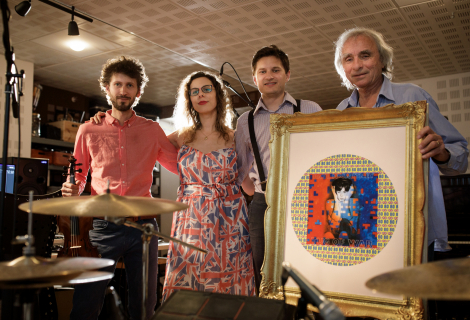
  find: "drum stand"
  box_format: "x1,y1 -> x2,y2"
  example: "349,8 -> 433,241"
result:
11,193 -> 37,320
106,217 -> 206,320
17,290 -> 35,320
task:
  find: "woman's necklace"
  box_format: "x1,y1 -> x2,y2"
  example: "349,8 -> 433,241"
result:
200,129 -> 216,140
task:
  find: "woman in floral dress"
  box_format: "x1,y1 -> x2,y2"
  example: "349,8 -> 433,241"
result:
162,71 -> 255,301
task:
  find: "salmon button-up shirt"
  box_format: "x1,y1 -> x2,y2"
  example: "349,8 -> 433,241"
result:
73,110 -> 178,198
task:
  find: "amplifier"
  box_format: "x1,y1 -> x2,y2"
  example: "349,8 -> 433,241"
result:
0,157 -> 49,195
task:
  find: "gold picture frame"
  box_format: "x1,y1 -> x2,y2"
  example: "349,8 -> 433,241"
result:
260,102 -> 426,319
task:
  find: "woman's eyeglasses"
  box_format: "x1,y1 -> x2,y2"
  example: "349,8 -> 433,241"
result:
189,85 -> 213,96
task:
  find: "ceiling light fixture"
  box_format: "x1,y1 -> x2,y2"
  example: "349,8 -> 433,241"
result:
37,0 -> 93,23
16,0 -> 94,27
68,6 -> 79,36
15,0 -> 32,16
67,39 -> 87,51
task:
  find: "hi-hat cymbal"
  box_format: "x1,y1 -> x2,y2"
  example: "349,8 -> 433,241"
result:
0,256 -> 114,283
67,271 -> 114,284
18,193 -> 188,217
0,271 -> 114,289
366,257 -> 470,300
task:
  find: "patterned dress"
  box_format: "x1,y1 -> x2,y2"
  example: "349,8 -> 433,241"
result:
162,145 -> 256,301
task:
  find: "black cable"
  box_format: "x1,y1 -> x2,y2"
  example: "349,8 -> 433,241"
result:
283,281 -> 289,320
0,0 -> 11,70
220,62 -> 257,109
11,64 -> 23,240
1,0 -> 14,264
2,1 -> 12,62
11,95 -> 21,239
220,62 -> 253,105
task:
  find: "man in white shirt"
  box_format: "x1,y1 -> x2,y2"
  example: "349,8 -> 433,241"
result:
235,45 -> 322,292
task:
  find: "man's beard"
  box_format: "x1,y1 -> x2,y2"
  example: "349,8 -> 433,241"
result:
110,95 -> 136,111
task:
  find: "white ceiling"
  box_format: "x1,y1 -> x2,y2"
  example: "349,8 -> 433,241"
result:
4,0 -> 470,112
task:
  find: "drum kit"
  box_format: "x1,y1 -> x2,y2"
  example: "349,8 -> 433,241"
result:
2,191 -> 469,320
2,191 -> 204,320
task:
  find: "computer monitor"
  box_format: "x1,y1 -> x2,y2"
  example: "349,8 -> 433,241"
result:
0,164 -> 16,194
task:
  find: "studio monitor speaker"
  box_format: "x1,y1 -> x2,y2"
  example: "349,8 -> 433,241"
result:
154,290 -> 285,320
1,157 -> 48,195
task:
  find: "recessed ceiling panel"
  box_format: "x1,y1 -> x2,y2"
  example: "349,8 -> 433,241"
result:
31,29 -> 123,58
286,0 -> 396,27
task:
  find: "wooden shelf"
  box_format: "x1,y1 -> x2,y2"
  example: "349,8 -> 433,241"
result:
31,137 -> 74,149
49,165 -> 65,171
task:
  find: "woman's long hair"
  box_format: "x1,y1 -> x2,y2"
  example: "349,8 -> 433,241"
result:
172,71 -> 235,143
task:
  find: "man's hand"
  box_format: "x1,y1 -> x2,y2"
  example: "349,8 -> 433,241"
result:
61,180 -> 81,197
241,175 -> 255,196
90,111 -> 106,124
417,126 -> 450,162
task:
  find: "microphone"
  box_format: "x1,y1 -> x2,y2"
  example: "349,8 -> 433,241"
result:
220,63 -> 224,77
222,80 -> 231,87
282,262 -> 345,320
218,61 -> 256,110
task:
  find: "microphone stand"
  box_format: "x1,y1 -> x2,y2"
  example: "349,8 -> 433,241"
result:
282,262 -> 345,320
1,0 -> 24,263
219,62 -> 257,117
1,3 -> 25,318
296,294 -> 310,320
222,80 -> 256,117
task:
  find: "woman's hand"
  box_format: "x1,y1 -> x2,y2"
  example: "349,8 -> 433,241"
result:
90,111 -> 106,124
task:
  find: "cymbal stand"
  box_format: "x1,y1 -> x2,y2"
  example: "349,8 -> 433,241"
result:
10,192 -> 36,320
105,217 -> 207,320
12,192 -> 35,257
18,290 -> 35,320
295,294 -> 311,320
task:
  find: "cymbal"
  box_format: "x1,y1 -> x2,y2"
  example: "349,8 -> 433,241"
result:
366,257 -> 470,300
0,256 -> 114,283
0,271 -> 114,289
18,193 -> 188,217
68,271 -> 114,284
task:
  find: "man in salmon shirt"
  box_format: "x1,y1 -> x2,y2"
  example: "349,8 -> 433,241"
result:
61,56 -> 178,320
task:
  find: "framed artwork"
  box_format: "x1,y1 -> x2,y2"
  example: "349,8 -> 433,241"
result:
260,102 -> 426,319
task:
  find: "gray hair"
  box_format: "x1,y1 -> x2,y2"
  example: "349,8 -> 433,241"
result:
334,27 -> 394,90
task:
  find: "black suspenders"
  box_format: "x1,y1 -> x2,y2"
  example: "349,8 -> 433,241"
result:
248,99 -> 301,192
293,99 -> 301,113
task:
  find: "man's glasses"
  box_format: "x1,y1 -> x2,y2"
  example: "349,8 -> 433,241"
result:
189,85 -> 213,96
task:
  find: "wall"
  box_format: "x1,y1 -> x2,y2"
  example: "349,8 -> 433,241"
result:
0,58 -> 34,158
406,72 -> 470,173
158,118 -> 180,236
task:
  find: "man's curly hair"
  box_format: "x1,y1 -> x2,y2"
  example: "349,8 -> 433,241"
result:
99,56 -> 149,106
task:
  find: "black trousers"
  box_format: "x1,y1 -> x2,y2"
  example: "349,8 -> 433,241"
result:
248,192 -> 268,293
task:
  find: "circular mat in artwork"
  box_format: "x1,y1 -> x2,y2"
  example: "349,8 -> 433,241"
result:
290,154 -> 398,266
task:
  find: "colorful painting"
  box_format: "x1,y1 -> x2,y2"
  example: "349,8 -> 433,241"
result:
291,154 -> 398,266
